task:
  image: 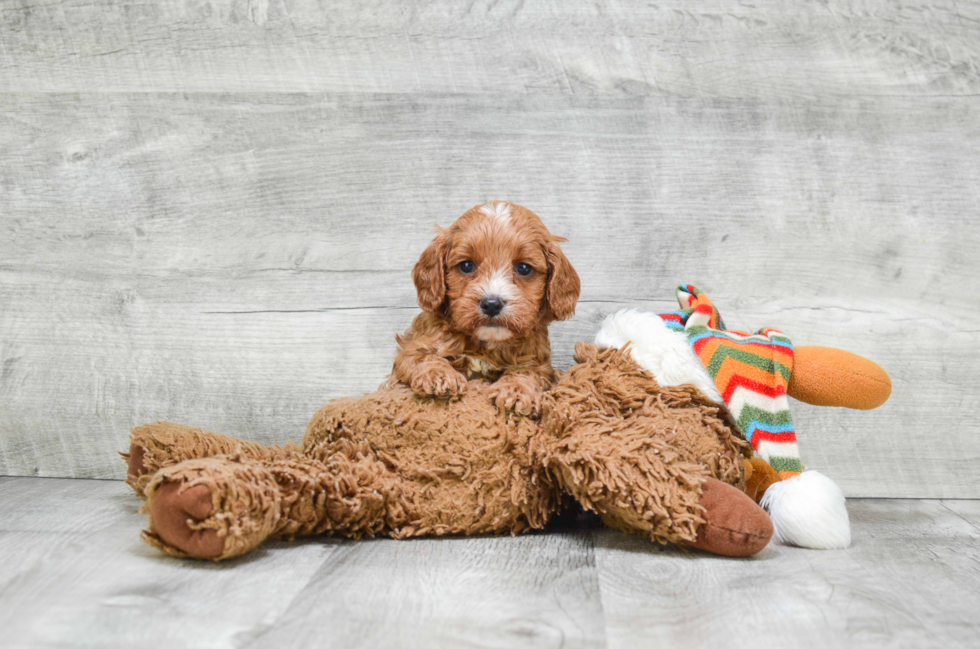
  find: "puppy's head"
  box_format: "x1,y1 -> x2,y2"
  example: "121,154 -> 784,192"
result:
412,201 -> 580,343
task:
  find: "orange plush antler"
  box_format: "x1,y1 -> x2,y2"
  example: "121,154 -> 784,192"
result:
787,346 -> 891,410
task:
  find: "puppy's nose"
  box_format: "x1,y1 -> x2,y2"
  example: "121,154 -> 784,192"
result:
479,295 -> 505,317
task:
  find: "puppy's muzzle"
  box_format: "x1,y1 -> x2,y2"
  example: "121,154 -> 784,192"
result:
479,295 -> 505,317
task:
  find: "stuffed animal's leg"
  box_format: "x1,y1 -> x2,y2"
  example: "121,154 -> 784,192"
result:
687,478 -> 774,557
142,457 -> 283,560
142,446 -> 401,561
122,422 -> 299,498
553,449 -> 772,557
540,344 -> 774,556
544,419 -> 773,557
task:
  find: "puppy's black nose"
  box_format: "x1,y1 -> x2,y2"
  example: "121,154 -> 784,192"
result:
479,295 -> 504,317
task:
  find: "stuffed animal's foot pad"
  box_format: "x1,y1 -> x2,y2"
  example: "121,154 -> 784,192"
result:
690,478 -> 773,557
122,440 -> 153,499
143,458 -> 283,560
126,441 -> 147,480
150,482 -> 225,559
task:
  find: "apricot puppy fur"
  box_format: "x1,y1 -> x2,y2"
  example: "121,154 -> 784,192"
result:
391,201 -> 580,417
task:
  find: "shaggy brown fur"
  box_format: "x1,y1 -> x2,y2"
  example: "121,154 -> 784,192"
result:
392,201 -> 580,417
302,382 -> 557,537
130,344 -> 756,561
122,423 -> 300,498
536,344 -> 751,547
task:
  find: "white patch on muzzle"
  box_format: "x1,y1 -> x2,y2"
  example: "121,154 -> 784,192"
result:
480,267 -> 518,305
475,326 -> 513,342
474,267 -> 518,343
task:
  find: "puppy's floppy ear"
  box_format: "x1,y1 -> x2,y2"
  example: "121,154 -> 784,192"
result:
544,237 -> 580,320
412,227 -> 450,313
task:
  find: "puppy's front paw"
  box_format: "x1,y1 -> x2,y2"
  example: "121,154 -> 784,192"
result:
410,363 -> 468,399
489,376 -> 542,418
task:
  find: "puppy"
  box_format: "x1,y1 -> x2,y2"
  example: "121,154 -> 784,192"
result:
391,201 -> 580,417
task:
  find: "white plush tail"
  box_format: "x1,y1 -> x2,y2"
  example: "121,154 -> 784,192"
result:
761,471 -> 851,549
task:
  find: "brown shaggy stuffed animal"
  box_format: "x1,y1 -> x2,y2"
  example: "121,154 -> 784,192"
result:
124,201 -> 774,559
125,342 -> 772,561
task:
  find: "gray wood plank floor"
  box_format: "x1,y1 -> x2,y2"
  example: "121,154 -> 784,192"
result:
1,476 -> 978,649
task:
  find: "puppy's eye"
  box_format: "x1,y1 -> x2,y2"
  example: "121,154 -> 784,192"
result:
458,260 -> 476,274
515,262 -> 533,277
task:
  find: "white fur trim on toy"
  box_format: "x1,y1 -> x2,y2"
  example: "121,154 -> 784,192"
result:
595,309 -> 724,404
760,470 -> 851,549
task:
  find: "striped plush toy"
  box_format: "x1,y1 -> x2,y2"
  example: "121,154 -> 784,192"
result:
595,284 -> 891,550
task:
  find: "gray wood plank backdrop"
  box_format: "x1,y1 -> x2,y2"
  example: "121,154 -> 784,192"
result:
1,0 -> 978,497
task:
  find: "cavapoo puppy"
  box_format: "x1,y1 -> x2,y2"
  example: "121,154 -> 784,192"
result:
391,201 -> 580,417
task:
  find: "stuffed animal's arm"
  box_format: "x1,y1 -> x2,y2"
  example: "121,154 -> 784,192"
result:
787,346 -> 891,410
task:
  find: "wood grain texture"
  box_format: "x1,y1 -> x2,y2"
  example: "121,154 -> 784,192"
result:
2,477 -> 980,648
1,0 -> 978,97
0,477 -> 605,649
939,499 -> 980,529
1,90 -> 978,496
2,2 -> 980,497
0,477 -> 336,649
594,499 -> 980,648
247,534 -> 605,649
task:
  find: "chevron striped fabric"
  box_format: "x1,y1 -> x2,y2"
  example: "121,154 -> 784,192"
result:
659,285 -> 803,478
